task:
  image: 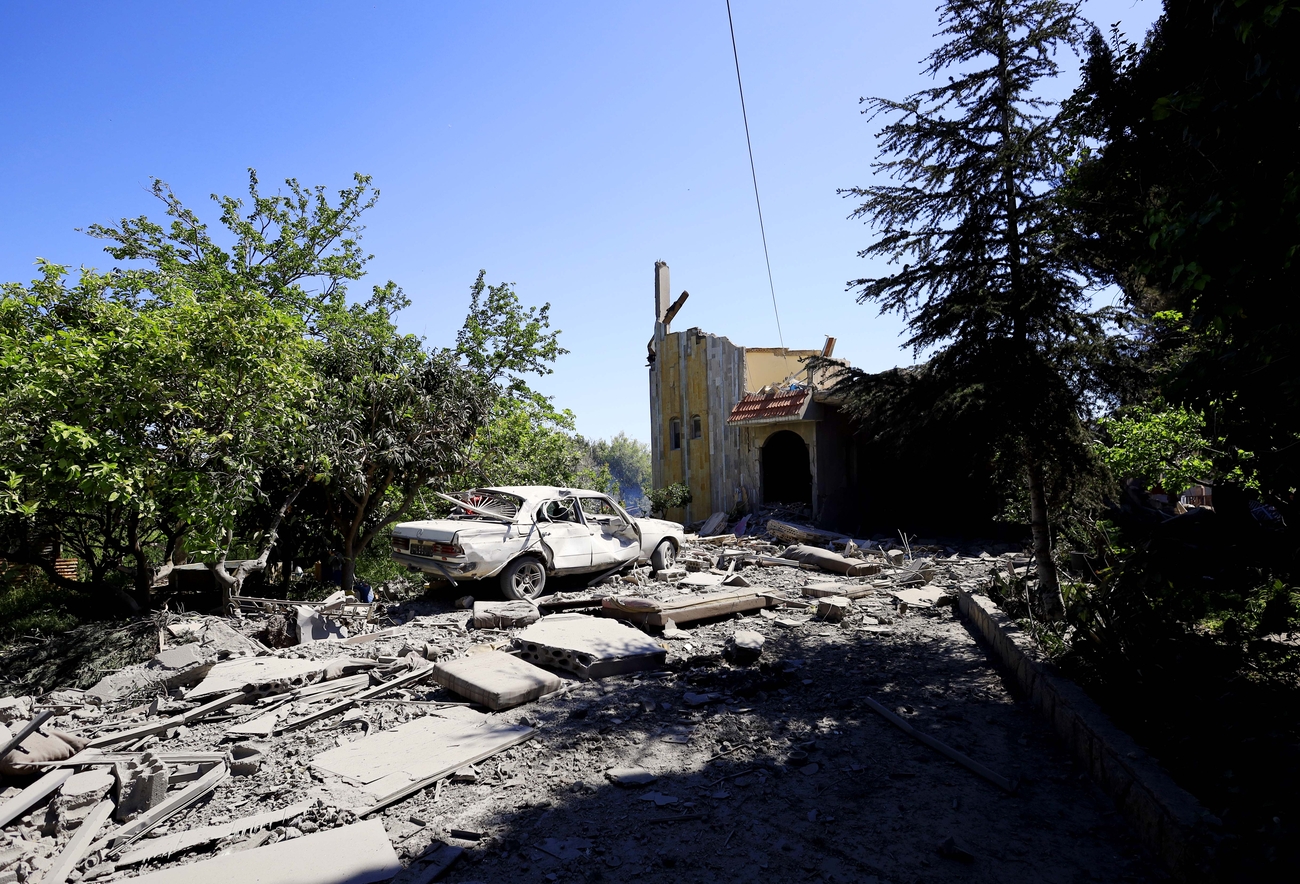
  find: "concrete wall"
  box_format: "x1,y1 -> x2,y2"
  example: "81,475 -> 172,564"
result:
738,421 -> 817,513
957,591 -> 1216,882
744,348 -> 819,391
649,321 -> 747,524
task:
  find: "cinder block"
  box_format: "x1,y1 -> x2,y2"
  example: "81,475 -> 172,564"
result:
514,614 -> 666,679
114,751 -> 168,821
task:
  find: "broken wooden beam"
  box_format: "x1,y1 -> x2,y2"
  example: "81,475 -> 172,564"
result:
0,709 -> 54,765
0,767 -> 74,828
861,695 -> 1016,793
116,800 -> 315,866
94,760 -> 230,855
275,664 -> 436,734
36,798 -> 114,884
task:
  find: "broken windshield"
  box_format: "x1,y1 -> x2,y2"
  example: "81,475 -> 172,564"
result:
445,489 -> 522,520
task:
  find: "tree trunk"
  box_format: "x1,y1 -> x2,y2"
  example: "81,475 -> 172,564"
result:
212,485 -> 304,613
340,554 -> 356,595
1026,455 -> 1064,619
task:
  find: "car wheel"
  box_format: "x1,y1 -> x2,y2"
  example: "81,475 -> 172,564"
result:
501,557 -> 547,600
650,540 -> 677,573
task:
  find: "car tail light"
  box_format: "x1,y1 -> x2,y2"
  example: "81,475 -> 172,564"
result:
392,536 -> 410,552
408,540 -> 463,558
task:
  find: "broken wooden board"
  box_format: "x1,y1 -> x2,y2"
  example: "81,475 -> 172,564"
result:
41,798 -> 113,884
514,613 -> 666,677
697,512 -> 728,537
431,650 -> 561,710
311,709 -> 534,800
187,657 -> 336,699
123,819 -> 401,884
117,800 -> 315,866
801,582 -> 873,600
601,589 -> 776,628
0,767 -> 73,828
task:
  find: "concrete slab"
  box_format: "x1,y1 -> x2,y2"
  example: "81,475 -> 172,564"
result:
311,710 -> 534,799
514,614 -> 666,678
431,650 -> 561,710
125,819 -> 400,884
892,586 -> 948,608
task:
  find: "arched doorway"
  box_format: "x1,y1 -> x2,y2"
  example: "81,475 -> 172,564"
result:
762,430 -> 811,504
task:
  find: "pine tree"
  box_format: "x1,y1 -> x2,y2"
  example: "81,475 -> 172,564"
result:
841,0 -> 1108,618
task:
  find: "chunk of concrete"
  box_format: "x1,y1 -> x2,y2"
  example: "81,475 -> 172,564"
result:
892,586 -> 948,608
431,650 -> 562,710
152,643 -> 205,672
605,767 -> 657,786
471,600 -> 541,630
0,697 -> 32,726
816,596 -> 851,622
114,751 -> 169,821
55,770 -> 114,812
724,630 -> 765,665
514,614 -> 666,678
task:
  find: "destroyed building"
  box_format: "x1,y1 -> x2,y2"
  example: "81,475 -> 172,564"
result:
647,261 -> 865,530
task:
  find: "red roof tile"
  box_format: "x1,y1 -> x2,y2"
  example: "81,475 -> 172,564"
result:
726,388 -> 811,424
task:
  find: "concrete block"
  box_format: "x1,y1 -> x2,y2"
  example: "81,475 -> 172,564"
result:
114,751 -> 168,821
815,596 -> 851,622
724,630 -> 765,665
514,614 -> 665,679
54,770 -> 114,812
471,601 -> 540,630
431,650 -> 562,710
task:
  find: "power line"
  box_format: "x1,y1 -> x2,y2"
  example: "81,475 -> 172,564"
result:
725,0 -> 785,354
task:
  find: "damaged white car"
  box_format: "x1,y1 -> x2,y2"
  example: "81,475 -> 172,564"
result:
390,486 -> 685,600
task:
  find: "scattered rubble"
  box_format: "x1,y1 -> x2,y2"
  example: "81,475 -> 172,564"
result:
0,516 -> 1162,883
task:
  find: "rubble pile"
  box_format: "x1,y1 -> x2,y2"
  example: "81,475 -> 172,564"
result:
0,518 -> 1154,884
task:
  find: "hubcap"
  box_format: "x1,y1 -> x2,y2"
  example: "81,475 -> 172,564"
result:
514,562 -> 544,594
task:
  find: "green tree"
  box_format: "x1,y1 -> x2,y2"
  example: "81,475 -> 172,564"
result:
0,261 -> 314,609
837,0 -> 1111,617
1064,2 -> 1300,518
1096,403 -> 1214,496
585,433 -> 651,509
308,287 -> 490,594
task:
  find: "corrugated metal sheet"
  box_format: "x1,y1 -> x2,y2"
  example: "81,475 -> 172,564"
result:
726,389 -> 811,424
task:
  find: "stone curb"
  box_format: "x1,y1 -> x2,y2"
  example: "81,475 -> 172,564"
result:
956,590 -> 1216,882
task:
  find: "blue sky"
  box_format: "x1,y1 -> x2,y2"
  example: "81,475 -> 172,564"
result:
0,1 -> 1160,442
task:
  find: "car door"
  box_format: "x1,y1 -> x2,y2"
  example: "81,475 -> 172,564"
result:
580,495 -> 641,567
535,498 -> 593,571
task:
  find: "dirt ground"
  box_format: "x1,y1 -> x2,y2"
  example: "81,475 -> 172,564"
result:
16,550 -> 1158,884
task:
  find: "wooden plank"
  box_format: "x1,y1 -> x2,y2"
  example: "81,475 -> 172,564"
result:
861,695 -> 1016,793
123,819 -> 400,884
35,798 -> 113,884
0,710 -> 54,764
275,665 -> 435,734
601,590 -> 775,627
117,800 -> 315,866
0,768 -> 73,829
802,583 -> 873,600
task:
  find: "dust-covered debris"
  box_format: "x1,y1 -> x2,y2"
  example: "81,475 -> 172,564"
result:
0,522 -> 1161,883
